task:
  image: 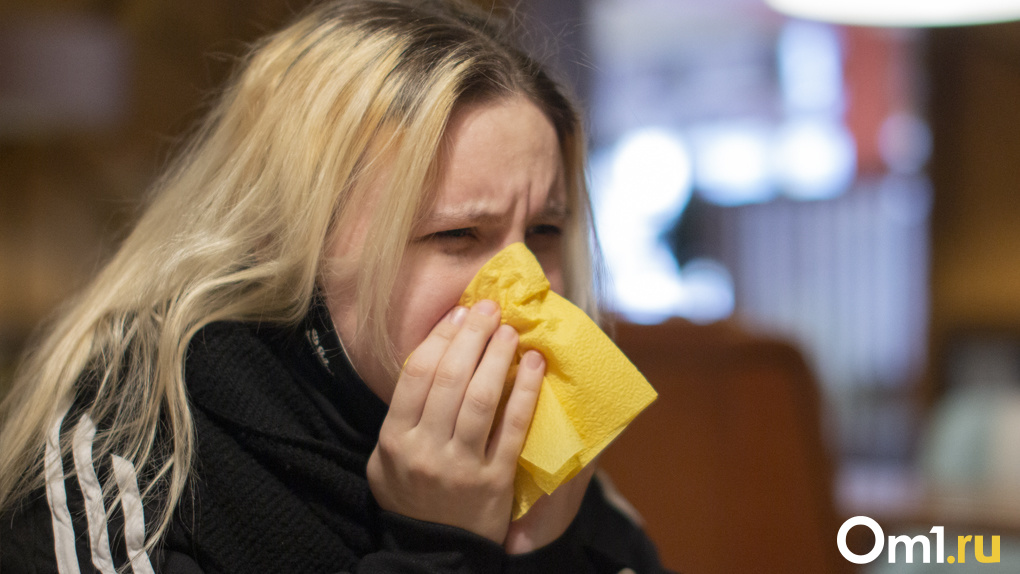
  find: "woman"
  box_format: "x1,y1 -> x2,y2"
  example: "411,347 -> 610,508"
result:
0,1 -> 669,572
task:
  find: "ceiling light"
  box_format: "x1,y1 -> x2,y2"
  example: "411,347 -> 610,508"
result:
765,0 -> 1020,27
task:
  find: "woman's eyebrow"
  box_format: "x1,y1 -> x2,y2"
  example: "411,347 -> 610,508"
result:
424,208 -> 508,227
534,202 -> 570,221
423,200 -> 570,227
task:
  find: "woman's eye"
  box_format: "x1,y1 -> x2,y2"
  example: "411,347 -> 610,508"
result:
433,228 -> 476,240
527,224 -> 562,237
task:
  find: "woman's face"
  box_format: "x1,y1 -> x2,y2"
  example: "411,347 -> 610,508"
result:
324,96 -> 568,402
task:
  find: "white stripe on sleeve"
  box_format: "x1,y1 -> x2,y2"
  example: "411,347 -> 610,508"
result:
110,454 -> 155,574
44,405 -> 81,574
72,415 -> 117,574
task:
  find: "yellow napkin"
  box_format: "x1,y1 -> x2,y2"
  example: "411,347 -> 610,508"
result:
459,242 -> 657,519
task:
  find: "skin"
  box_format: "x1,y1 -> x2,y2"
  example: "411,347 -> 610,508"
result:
323,96 -> 594,552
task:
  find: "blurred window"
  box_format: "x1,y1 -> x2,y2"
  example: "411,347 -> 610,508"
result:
587,0 -> 932,460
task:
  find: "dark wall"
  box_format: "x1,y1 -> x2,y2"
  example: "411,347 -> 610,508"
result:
926,21 -> 1020,399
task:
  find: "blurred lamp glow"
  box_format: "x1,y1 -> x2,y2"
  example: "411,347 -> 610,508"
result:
766,0 -> 1020,27
878,112 -> 932,174
777,21 -> 843,114
775,118 -> 856,200
610,128 -> 693,221
693,123 -> 775,206
590,128 -> 734,324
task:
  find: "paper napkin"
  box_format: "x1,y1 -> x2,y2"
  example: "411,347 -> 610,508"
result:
458,242 -> 657,519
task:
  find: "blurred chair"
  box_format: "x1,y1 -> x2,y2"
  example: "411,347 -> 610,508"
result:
599,318 -> 852,573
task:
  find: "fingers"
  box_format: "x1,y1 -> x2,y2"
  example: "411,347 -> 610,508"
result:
387,298 -> 540,460
386,305 -> 468,432
453,323 -> 519,450
369,300 -> 544,542
418,300 -> 502,437
488,350 -> 544,464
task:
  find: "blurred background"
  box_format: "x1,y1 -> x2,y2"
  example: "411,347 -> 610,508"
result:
2,0 -> 1020,571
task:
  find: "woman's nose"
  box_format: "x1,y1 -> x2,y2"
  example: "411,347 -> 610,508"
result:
502,223 -> 528,250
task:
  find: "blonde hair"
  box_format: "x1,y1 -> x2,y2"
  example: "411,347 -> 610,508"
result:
0,0 -> 598,551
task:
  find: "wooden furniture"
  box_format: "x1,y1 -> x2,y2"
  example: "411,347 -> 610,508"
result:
599,319 -> 852,573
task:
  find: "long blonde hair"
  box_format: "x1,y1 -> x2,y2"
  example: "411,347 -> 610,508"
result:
0,0 -> 598,550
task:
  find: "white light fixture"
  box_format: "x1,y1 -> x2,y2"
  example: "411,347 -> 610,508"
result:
765,0 -> 1020,27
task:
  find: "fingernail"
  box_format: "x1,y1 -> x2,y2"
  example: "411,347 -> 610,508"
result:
449,306 -> 468,325
474,299 -> 499,316
523,350 -> 545,369
496,324 -> 517,340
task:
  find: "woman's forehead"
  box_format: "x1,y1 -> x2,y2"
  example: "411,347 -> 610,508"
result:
427,98 -> 566,216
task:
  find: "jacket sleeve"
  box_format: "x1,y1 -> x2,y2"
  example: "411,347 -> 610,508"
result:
0,407 -> 161,574
1,492 -> 66,574
355,512 -> 506,572
505,474 -> 675,574
363,482 -> 676,574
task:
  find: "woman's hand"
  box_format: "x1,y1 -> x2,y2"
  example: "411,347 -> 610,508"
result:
366,300 -> 545,544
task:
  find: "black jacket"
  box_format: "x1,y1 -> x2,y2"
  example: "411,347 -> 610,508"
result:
1,301 -> 670,573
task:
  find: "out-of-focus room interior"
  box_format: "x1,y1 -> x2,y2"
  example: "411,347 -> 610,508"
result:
3,0 -> 1020,571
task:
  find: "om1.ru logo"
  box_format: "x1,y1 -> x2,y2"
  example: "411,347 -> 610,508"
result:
838,516 -> 1000,565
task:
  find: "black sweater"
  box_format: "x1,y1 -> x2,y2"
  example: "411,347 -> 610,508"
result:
1,302 -> 671,573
